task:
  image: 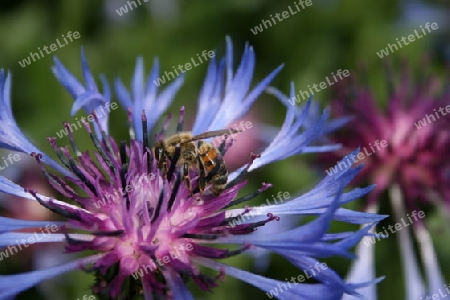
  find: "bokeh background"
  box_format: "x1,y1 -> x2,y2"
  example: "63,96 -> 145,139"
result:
0,0 -> 449,299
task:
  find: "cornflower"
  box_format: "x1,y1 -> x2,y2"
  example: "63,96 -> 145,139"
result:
0,38 -> 385,299
315,64 -> 449,299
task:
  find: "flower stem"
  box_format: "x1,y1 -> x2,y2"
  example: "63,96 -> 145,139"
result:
389,184 -> 424,299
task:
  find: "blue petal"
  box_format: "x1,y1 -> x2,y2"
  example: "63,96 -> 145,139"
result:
329,209 -> 387,224
225,36 -> 234,91
216,235 -> 354,258
0,71 -> 69,176
219,188 -> 375,259
0,255 -> 102,299
0,232 -> 66,248
163,270 -> 195,300
196,257 -> 370,300
229,98 -> 331,177
144,58 -> 159,98
192,37 -> 283,134
0,175 -> 85,215
130,57 -> 145,138
248,149 -> 371,211
343,233 -> 377,299
246,214 -> 298,273
318,148 -> 365,182
321,232 -> 355,241
266,84 -> 352,136
227,157 -> 386,224
114,77 -> 132,109
390,185 -> 425,299
145,75 -> 184,132
267,207 -> 387,225
52,48 -> 111,136
192,57 -> 224,133
275,187 -> 342,242
246,187 -> 344,244
301,144 -> 343,153
270,243 -> 354,259
415,225 -> 446,297
226,200 -> 386,225
225,166 -> 386,223
0,175 -> 38,200
132,57 -> 145,110
275,185 -> 374,211
281,254 -> 354,293
52,57 -> 85,99
0,217 -> 64,233
70,90 -> 105,116
80,47 -> 98,92
281,253 -> 385,298
115,57 -> 184,140
100,74 -> 111,106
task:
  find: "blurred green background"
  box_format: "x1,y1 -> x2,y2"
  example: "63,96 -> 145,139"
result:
0,0 -> 449,299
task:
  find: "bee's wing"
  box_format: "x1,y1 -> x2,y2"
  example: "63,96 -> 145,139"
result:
189,129 -> 241,142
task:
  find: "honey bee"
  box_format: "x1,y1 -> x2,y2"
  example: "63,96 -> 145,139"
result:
153,129 -> 240,196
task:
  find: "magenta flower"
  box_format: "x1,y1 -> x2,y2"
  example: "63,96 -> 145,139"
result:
316,64 -> 448,299
319,64 -> 450,210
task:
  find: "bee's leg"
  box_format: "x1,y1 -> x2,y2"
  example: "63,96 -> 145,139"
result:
196,140 -> 206,198
197,156 -> 206,200
160,160 -> 168,176
183,162 -> 192,195
155,146 -> 168,175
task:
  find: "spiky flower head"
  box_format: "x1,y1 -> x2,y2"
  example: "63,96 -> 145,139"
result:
314,63 -> 450,299
317,64 -> 450,212
0,38 -> 385,300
